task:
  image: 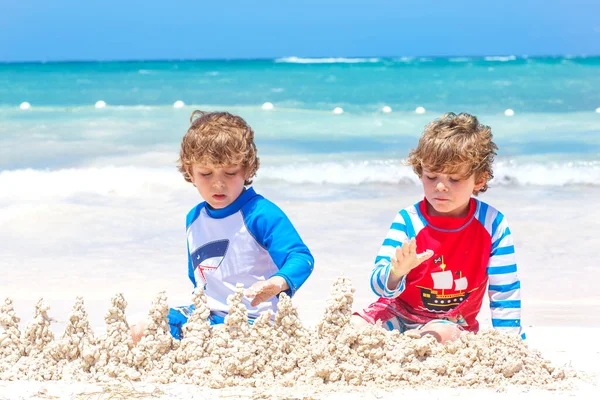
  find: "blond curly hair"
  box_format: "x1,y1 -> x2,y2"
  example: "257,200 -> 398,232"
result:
406,112 -> 498,194
177,110 -> 260,185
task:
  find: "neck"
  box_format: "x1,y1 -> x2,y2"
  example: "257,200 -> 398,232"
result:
426,200 -> 471,218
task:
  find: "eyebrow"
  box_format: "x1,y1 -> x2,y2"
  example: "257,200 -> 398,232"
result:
424,170 -> 466,177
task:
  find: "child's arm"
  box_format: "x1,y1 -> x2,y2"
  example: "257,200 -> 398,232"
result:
186,204 -> 204,288
243,200 -> 314,298
371,212 -> 419,298
487,213 -> 526,339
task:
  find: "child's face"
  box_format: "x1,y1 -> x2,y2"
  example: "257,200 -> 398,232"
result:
421,166 -> 486,218
189,163 -> 247,209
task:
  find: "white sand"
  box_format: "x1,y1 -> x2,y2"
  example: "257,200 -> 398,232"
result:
1,185 -> 599,398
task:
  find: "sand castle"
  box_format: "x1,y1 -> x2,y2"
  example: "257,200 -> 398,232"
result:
0,277 -> 576,391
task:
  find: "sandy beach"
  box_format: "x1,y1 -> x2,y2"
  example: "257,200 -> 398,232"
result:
1,180 -> 599,399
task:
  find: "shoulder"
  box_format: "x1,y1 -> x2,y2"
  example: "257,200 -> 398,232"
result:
401,202 -> 420,218
185,202 -> 206,229
474,198 -> 506,221
473,198 -> 509,236
241,194 -> 289,222
393,201 -> 427,235
241,195 -> 299,242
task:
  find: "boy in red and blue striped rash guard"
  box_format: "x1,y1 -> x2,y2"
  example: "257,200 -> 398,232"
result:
353,113 -> 524,341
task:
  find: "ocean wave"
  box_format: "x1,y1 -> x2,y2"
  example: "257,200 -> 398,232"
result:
484,56 -> 517,62
394,57 -> 415,63
448,57 -> 472,63
260,160 -> 600,187
1,161 -> 599,204
0,167 -> 185,203
493,160 -> 600,186
275,57 -> 381,64
259,161 -> 418,185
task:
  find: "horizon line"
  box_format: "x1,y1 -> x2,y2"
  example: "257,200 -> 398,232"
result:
1,54 -> 599,65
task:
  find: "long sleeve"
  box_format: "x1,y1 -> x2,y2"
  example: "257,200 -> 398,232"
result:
186,203 -> 205,288
487,213 -> 525,339
370,211 -> 411,298
243,199 -> 314,297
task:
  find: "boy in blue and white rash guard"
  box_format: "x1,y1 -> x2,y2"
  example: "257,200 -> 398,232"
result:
184,186 -> 313,322
131,110 -> 313,341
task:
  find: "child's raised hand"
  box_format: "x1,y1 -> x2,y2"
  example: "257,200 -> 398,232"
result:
390,238 -> 434,278
244,276 -> 288,307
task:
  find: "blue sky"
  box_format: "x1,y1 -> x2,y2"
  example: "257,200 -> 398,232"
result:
1,0 -> 598,62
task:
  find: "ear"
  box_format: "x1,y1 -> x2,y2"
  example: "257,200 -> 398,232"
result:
187,166 -> 196,185
243,166 -> 252,181
474,172 -> 488,191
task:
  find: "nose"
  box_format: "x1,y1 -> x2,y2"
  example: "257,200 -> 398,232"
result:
435,181 -> 447,191
212,177 -> 225,188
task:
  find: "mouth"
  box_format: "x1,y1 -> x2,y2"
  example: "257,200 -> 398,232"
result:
212,194 -> 226,200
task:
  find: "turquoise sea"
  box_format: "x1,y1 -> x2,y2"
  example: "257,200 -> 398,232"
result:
1,56 -> 599,189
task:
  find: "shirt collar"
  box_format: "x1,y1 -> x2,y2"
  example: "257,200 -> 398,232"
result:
418,197 -> 478,231
204,187 -> 256,219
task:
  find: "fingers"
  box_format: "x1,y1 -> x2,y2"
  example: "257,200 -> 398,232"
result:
416,249 -> 434,263
393,246 -> 403,265
394,239 -> 433,274
394,239 -> 417,268
247,285 -> 264,307
243,287 -> 258,299
399,238 -> 417,257
244,281 -> 263,302
247,281 -> 279,307
250,296 -> 263,307
249,286 -> 277,307
130,322 -> 146,345
402,238 -> 417,256
408,238 -> 417,254
401,239 -> 410,257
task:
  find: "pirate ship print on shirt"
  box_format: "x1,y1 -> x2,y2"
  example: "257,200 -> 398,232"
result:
416,255 -> 476,312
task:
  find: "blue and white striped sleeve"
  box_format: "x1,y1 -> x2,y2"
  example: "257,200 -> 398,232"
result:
487,212 -> 525,339
370,212 -> 410,298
